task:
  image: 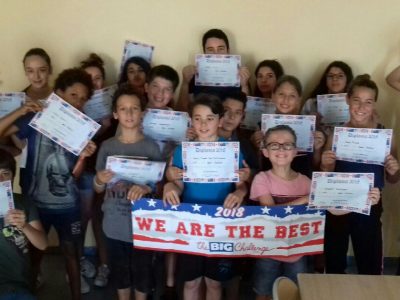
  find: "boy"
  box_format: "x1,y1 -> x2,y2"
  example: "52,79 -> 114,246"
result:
0,149 -> 47,300
94,83 -> 162,300
0,68 -> 96,299
176,28 -> 250,111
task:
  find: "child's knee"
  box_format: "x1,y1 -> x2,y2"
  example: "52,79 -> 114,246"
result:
184,277 -> 202,290
204,277 -> 221,290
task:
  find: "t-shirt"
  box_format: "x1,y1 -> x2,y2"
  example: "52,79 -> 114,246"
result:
250,170 -> 310,263
0,194 -> 39,295
95,136 -> 162,242
188,77 -> 241,100
172,138 -> 243,205
15,113 -> 80,213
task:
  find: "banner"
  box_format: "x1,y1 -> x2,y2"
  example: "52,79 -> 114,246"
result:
132,198 -> 325,258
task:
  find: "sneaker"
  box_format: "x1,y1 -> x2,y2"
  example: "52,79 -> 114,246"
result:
81,275 -> 90,294
94,265 -> 110,287
80,256 -> 96,278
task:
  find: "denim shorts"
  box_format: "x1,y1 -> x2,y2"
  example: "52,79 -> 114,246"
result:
253,257 -> 307,296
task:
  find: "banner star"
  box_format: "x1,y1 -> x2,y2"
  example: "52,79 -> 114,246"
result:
192,204 -> 202,212
261,206 -> 271,214
171,205 -> 179,210
147,199 -> 156,207
284,206 -> 294,214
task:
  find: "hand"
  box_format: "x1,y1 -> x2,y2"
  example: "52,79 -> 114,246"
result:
320,150 -> 336,171
186,127 -> 197,141
19,99 -> 42,115
385,154 -> 400,176
239,66 -> 251,86
5,209 -> 27,230
80,141 -> 97,158
166,166 -> 183,181
182,65 -> 196,84
100,117 -> 112,129
368,188 -> 381,206
127,185 -> 151,201
250,130 -> 264,149
223,191 -> 243,209
95,170 -> 114,185
163,182 -> 181,206
239,160 -> 250,182
314,130 -> 326,151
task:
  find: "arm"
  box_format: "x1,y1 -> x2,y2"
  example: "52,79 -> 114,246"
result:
385,147 -> 400,183
175,65 -> 196,112
312,130 -> 326,170
239,66 -> 251,95
320,134 -> 336,172
72,141 -> 97,178
163,180 -> 184,206
223,181 -> 248,209
94,170 -> 114,193
386,65 -> 400,92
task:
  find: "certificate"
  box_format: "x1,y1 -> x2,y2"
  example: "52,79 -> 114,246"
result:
195,54 -> 240,87
83,85 -> 117,121
0,180 -> 14,217
317,93 -> 349,125
120,40 -> 154,73
309,172 -> 374,215
261,114 -> 316,152
143,109 -> 190,142
29,93 -> 101,156
106,156 -> 166,185
0,92 -> 25,118
241,97 -> 275,130
332,127 -> 392,165
182,142 -> 239,183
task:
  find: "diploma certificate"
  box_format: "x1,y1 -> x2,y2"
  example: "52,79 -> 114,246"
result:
106,156 -> 166,185
261,114 -> 316,152
83,85 -> 117,121
309,172 -> 374,215
317,93 -> 349,125
120,40 -> 154,73
332,127 -> 392,165
29,93 -> 101,156
0,180 -> 14,217
142,109 -> 190,142
0,92 -> 25,118
195,54 -> 240,87
241,97 -> 275,130
182,142 -> 239,183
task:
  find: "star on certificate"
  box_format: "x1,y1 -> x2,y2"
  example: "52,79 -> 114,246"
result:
171,205 -> 179,210
147,199 -> 157,207
192,204 -> 202,212
284,206 -> 294,214
261,206 -> 271,214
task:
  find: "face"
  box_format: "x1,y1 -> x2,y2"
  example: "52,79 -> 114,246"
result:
262,130 -> 297,167
204,38 -> 228,54
256,67 -> 277,97
84,66 -> 104,90
272,82 -> 301,114
113,95 -> 143,129
221,99 -> 244,133
192,104 -> 221,141
127,63 -> 146,88
347,86 -> 376,125
145,77 -> 174,109
0,168 -> 13,182
24,55 -> 51,90
326,67 -> 347,94
56,83 -> 89,111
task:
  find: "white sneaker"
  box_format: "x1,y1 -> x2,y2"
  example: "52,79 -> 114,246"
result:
80,256 -> 96,278
81,274 -> 90,294
94,265 -> 110,287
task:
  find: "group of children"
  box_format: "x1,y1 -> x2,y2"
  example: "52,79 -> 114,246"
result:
1,27 -> 400,300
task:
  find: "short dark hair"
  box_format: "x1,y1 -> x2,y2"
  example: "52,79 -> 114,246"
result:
190,93 -> 224,118
273,75 -> 303,96
54,68 -> 94,99
202,29 -> 229,52
80,53 -> 105,79
263,125 -> 297,147
254,60 -> 285,97
112,83 -> 146,112
0,149 -> 16,177
221,91 -> 247,110
118,56 -> 151,86
147,65 -> 180,91
23,48 -> 52,73
347,74 -> 378,101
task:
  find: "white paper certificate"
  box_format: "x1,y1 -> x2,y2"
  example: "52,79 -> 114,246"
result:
317,93 -> 349,125
261,114 -> 316,152
143,109 -> 190,142
106,156 -> 166,185
241,97 -> 275,130
195,54 -> 240,87
182,142 -> 239,183
309,172 -> 374,215
0,92 -> 25,118
332,127 -> 392,165
83,85 -> 117,121
29,93 -> 101,156
0,180 -> 14,217
120,40 -> 154,72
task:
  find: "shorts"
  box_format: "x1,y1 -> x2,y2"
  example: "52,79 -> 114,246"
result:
38,209 -> 81,245
178,254 -> 237,283
106,238 -> 162,293
253,257 -> 307,296
77,172 -> 95,201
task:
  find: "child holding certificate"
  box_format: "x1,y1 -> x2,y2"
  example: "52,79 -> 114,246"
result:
0,68 -> 97,299
320,74 -> 400,275
163,94 -> 247,300
118,56 -> 151,98
0,149 -> 47,300
94,84 -> 162,300
253,60 -> 284,99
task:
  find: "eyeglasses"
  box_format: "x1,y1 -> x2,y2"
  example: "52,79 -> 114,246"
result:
265,142 -> 296,151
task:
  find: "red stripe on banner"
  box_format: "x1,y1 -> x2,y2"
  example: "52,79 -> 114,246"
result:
133,234 -> 190,245
276,238 -> 324,250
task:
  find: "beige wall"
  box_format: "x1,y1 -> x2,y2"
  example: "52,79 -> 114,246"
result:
1,0 -> 400,256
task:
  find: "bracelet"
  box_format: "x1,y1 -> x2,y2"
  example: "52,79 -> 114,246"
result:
93,177 -> 105,189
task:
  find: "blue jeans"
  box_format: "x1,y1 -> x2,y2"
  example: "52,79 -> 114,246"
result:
0,291 -> 36,300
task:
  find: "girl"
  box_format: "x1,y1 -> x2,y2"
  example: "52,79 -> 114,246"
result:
118,56 -> 151,97
320,74 -> 400,274
163,94 -> 247,300
253,60 -> 284,99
